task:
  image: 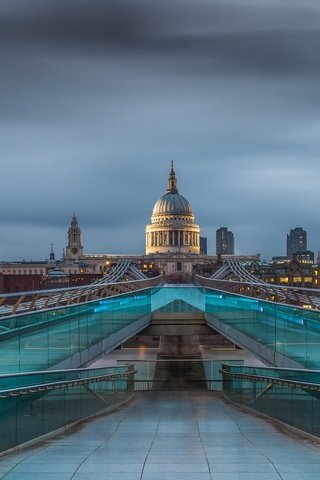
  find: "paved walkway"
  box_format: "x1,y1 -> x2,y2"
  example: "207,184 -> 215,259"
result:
1,391 -> 320,480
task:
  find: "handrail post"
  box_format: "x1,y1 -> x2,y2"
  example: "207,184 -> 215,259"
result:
221,364 -> 230,391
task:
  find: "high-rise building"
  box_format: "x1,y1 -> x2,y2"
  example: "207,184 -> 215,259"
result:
200,237 -> 207,255
216,227 -> 234,255
286,227 -> 307,258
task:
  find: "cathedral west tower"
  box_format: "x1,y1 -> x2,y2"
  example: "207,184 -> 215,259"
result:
145,162 -> 200,255
65,213 -> 84,260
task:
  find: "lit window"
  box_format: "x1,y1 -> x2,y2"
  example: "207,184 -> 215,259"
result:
279,277 -> 289,283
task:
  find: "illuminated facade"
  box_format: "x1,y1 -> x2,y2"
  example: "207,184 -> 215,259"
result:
247,256 -> 320,289
145,162 -> 200,255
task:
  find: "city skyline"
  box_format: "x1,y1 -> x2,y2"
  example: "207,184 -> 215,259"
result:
1,1 -> 320,260
0,203 -> 316,262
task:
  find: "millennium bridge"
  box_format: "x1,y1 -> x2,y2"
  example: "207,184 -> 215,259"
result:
1,261 -> 320,478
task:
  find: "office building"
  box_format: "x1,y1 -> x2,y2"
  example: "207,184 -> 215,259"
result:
200,237 -> 207,255
216,227 -> 234,255
287,227 -> 307,258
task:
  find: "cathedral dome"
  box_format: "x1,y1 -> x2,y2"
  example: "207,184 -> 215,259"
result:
145,162 -> 200,255
152,193 -> 193,217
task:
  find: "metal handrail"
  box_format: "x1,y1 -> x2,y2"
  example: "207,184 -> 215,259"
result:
219,364 -> 320,374
196,274 -> 320,311
220,368 -> 320,392
197,274 -> 320,293
0,276 -> 163,318
0,370 -> 136,399
0,275 -> 164,299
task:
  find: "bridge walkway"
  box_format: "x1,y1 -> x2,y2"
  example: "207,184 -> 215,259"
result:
1,391 -> 320,480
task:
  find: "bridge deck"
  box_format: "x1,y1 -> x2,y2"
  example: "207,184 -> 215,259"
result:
1,391 -> 320,479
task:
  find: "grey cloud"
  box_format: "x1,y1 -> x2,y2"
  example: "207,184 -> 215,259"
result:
1,1 -> 320,260
1,1 -> 320,76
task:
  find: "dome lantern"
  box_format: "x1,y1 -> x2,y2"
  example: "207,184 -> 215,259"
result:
167,160 -> 178,194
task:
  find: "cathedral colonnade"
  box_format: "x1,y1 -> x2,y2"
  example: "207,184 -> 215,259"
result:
146,230 -> 200,248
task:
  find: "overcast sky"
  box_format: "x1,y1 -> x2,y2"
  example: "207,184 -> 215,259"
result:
1,0 -> 320,261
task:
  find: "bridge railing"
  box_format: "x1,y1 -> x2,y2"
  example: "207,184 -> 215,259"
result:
0,364 -> 135,455
0,275 -> 164,318
196,274 -> 320,310
221,364 -> 320,439
0,284 -> 160,373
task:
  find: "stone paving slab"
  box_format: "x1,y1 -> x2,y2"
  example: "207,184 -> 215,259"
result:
0,391 -> 320,480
